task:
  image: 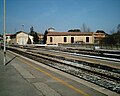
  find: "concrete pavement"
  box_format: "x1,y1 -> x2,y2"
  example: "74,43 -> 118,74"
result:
0,50 -> 42,96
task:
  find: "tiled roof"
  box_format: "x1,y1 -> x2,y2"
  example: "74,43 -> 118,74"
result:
6,34 -> 13,36
94,33 -> 105,35
16,31 -> 28,35
47,32 -> 94,36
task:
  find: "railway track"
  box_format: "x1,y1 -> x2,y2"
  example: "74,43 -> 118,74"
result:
29,48 -> 120,72
35,48 -> 120,63
8,47 -> 120,94
43,46 -> 120,59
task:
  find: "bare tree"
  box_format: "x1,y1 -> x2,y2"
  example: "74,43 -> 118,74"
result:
117,24 -> 120,33
87,27 -> 91,32
82,23 -> 86,32
81,23 -> 91,32
110,29 -> 115,34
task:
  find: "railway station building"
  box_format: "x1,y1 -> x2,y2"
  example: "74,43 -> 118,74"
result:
46,32 -> 94,45
46,27 -> 105,45
45,29 -> 105,45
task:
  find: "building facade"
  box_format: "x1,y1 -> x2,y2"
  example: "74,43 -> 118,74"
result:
46,32 -> 95,45
37,33 -> 44,43
94,32 -> 106,44
10,31 -> 33,45
6,34 -> 13,44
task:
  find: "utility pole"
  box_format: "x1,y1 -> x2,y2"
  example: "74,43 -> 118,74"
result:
3,0 -> 6,65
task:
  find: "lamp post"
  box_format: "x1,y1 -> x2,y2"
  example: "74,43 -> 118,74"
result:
3,0 -> 6,65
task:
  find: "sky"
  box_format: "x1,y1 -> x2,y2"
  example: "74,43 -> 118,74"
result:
0,0 -> 120,34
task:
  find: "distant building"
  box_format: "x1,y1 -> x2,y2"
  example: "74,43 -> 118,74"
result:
45,30 -> 106,45
6,34 -> 13,44
46,32 -> 95,45
10,31 -> 33,45
37,33 -> 44,43
47,27 -> 55,32
94,31 -> 106,44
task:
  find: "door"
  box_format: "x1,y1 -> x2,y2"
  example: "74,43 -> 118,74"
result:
71,37 -> 74,43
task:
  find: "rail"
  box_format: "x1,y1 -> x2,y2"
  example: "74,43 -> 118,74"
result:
7,47 -> 120,94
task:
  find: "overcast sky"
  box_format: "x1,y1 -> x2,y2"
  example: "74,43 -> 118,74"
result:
0,0 -> 120,34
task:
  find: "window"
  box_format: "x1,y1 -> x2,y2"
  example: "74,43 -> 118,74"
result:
86,37 -> 89,42
64,37 -> 67,42
50,37 -> 52,42
71,37 -> 74,43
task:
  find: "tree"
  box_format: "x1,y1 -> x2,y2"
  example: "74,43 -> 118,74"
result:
101,24 -> 120,44
81,23 -> 91,32
29,26 -> 39,44
29,26 -> 35,36
101,35 -> 115,44
96,30 -> 105,33
0,34 -> 2,37
110,29 -> 115,34
96,30 -> 108,35
117,24 -> 120,33
0,34 -> 2,40
113,32 -> 120,44
30,26 -> 34,32
102,31 -> 120,45
43,30 -> 48,44
27,36 -> 32,44
68,29 -> 81,32
33,32 -> 39,44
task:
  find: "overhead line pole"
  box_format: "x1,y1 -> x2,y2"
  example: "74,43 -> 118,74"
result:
4,0 -> 6,65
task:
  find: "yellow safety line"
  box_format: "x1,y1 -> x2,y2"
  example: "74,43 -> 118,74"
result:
18,57 -> 90,96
